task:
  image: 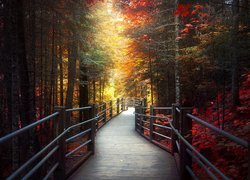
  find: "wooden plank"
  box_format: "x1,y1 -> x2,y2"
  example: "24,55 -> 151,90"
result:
69,108 -> 179,180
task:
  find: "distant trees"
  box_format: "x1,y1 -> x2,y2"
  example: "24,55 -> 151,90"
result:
1,0 -> 31,169
114,0 -> 249,109
0,0 -> 109,128
0,0 -> 110,175
0,0 -> 249,176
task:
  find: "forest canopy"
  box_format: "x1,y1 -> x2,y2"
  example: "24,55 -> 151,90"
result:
0,0 -> 249,179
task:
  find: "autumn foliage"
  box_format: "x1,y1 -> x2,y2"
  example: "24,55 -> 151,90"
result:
0,0 -> 249,179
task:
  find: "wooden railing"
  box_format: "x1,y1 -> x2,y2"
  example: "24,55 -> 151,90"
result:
135,103 -> 249,180
0,98 -> 126,179
135,106 -> 172,152
95,98 -> 126,130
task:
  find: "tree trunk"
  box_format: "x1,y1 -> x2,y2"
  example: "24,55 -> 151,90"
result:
175,0 -> 180,105
3,0 -> 23,170
99,79 -> 102,102
242,0 -> 249,26
149,52 -> 154,105
59,28 -> 64,106
231,0 -> 240,107
44,32 -> 49,115
79,66 -> 89,107
65,36 -> 77,109
15,0 -> 31,129
50,13 -> 57,109
39,4 -> 44,118
79,65 -> 89,124
93,80 -> 96,103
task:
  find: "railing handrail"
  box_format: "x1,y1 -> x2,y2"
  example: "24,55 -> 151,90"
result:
67,116 -> 98,130
166,114 -> 230,180
0,112 -> 59,144
186,113 -> 248,148
6,114 -> 99,180
66,106 -> 92,112
135,104 -> 249,180
153,106 -> 172,110
1,98 -> 126,180
135,113 -> 170,120
135,108 -> 248,148
0,105 -> 102,145
135,105 -> 172,152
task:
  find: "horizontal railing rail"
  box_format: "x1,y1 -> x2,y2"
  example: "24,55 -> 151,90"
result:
6,127 -> 67,180
65,128 -> 91,143
168,109 -> 230,180
153,107 -> 172,110
65,106 -> 92,112
134,101 -> 249,180
3,108 -> 98,180
0,98 -> 126,180
135,105 -> 172,152
0,112 -> 59,144
186,113 -> 248,148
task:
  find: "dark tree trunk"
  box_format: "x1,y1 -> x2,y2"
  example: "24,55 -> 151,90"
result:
149,55 -> 154,105
79,66 -> 89,107
231,0 -> 240,107
65,36 -> 77,109
39,4 -> 44,118
175,0 -> 180,105
30,0 -> 37,122
59,38 -> 64,106
93,80 -> 96,103
15,0 -> 31,127
99,79 -> 102,102
5,0 -> 21,170
50,13 -> 57,109
79,65 -> 89,125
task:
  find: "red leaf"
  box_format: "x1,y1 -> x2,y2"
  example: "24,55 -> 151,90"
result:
181,11 -> 190,17
185,23 -> 193,28
194,5 -> 203,10
191,10 -> 197,15
181,27 -> 189,33
174,3 -> 191,16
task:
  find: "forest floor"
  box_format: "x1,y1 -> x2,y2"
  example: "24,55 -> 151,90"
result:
192,72 -> 250,179
145,72 -> 250,178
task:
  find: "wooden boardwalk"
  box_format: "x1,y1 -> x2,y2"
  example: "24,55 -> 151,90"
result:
69,108 -> 179,180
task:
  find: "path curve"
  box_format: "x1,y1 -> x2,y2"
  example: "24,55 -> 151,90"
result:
69,108 -> 179,180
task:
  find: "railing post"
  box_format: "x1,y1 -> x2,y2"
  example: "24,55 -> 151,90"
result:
123,98 -> 126,111
142,98 -> 147,108
123,98 -> 125,111
138,106 -> 142,133
150,105 -> 154,141
95,105 -> 98,129
117,98 -> 119,115
135,106 -> 138,131
247,141 -> 250,180
103,102 -> 107,123
90,104 -> 96,154
124,98 -> 127,110
54,106 -> 66,179
121,98 -> 124,111
171,104 -> 179,155
179,107 -> 192,180
140,106 -> 143,134
110,101 -> 113,118
248,142 -> 250,180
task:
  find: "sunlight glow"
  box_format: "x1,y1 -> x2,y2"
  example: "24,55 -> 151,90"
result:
90,1 -> 131,100
123,107 -> 135,115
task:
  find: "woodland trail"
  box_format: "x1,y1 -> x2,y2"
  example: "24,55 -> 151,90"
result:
69,108 -> 179,180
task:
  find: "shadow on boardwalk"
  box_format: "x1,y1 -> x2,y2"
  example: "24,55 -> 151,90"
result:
69,108 -> 179,180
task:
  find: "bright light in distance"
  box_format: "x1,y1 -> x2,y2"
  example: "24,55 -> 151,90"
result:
123,107 -> 135,115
